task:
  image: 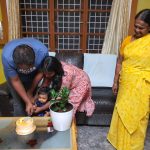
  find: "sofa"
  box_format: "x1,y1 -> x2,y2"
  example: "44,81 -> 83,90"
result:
56,51 -> 117,126
0,51 -> 117,126
0,82 -> 14,116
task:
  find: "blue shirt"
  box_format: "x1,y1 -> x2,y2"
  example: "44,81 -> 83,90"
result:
2,38 -> 48,80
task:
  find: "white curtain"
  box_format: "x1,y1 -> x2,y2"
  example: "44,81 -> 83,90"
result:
6,0 -> 20,40
102,0 -> 132,55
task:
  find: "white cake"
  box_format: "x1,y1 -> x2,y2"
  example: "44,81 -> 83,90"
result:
16,117 -> 36,135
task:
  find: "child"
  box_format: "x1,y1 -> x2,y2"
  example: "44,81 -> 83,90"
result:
33,87 -> 50,116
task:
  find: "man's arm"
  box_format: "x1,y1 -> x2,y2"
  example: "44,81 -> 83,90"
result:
27,71 -> 44,99
10,76 -> 34,115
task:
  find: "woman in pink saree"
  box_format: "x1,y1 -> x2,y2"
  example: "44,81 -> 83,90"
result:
30,56 -> 95,116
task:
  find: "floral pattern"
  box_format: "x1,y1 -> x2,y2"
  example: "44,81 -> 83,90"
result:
61,62 -> 95,116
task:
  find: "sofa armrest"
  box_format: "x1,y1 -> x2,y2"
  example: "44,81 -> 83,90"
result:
55,51 -> 84,69
0,82 -> 10,96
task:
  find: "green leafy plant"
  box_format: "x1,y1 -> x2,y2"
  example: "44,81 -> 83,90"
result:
50,87 -> 70,112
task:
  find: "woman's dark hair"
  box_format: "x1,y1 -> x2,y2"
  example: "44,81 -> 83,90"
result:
43,56 -> 64,91
38,86 -> 50,95
135,9 -> 150,26
13,44 -> 35,66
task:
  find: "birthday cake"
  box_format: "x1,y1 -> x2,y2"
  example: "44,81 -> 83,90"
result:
16,117 -> 36,135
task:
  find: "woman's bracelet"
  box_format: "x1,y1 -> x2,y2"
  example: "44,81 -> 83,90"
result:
113,81 -> 118,84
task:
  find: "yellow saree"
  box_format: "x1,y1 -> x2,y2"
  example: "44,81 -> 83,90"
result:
107,34 -> 150,150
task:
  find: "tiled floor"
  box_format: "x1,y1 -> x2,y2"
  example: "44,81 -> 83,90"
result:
77,124 -> 150,150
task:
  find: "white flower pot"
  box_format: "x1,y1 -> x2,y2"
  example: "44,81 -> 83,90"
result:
50,103 -> 73,131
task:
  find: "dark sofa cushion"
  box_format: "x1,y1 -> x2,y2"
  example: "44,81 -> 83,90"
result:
92,87 -> 116,113
76,87 -> 116,126
0,82 -> 14,116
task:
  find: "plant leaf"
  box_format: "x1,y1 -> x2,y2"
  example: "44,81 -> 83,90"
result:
49,87 -> 70,112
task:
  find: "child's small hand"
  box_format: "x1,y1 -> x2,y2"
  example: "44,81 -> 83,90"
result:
34,107 -> 42,114
44,111 -> 50,117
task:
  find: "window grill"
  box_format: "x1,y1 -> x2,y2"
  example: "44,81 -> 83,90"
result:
19,0 -> 113,53
87,0 -> 112,53
20,0 -> 50,48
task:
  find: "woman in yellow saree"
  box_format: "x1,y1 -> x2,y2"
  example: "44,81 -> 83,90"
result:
107,9 -> 150,150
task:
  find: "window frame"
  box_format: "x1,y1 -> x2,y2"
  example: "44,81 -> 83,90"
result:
19,0 -> 138,53
0,0 -> 8,45
19,0 -> 113,53
128,0 -> 138,35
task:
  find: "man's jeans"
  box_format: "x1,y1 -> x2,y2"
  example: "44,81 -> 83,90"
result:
7,81 -> 32,116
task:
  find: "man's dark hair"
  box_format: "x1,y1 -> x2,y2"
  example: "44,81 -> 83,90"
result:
13,44 -> 35,65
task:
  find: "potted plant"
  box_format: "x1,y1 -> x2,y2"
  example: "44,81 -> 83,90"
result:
49,87 -> 73,131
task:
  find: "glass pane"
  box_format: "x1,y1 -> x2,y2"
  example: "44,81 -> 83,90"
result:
56,35 -> 80,51
19,0 -> 48,9
20,10 -> 49,33
88,12 -> 110,33
89,0 -> 113,9
55,0 -> 81,9
87,35 -> 104,53
22,34 -> 50,50
55,11 -> 81,33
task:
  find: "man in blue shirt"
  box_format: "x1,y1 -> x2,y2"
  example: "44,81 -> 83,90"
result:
2,38 -> 49,116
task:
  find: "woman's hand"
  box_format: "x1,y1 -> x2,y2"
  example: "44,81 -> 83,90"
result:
112,53 -> 123,96
33,106 -> 43,114
112,82 -> 118,95
44,111 -> 50,116
33,102 -> 49,114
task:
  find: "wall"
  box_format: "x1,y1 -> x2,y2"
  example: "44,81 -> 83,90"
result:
0,5 -> 6,84
137,0 -> 150,12
0,46 -> 6,84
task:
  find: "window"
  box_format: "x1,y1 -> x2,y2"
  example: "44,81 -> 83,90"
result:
19,0 -> 113,53
0,0 -> 8,45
